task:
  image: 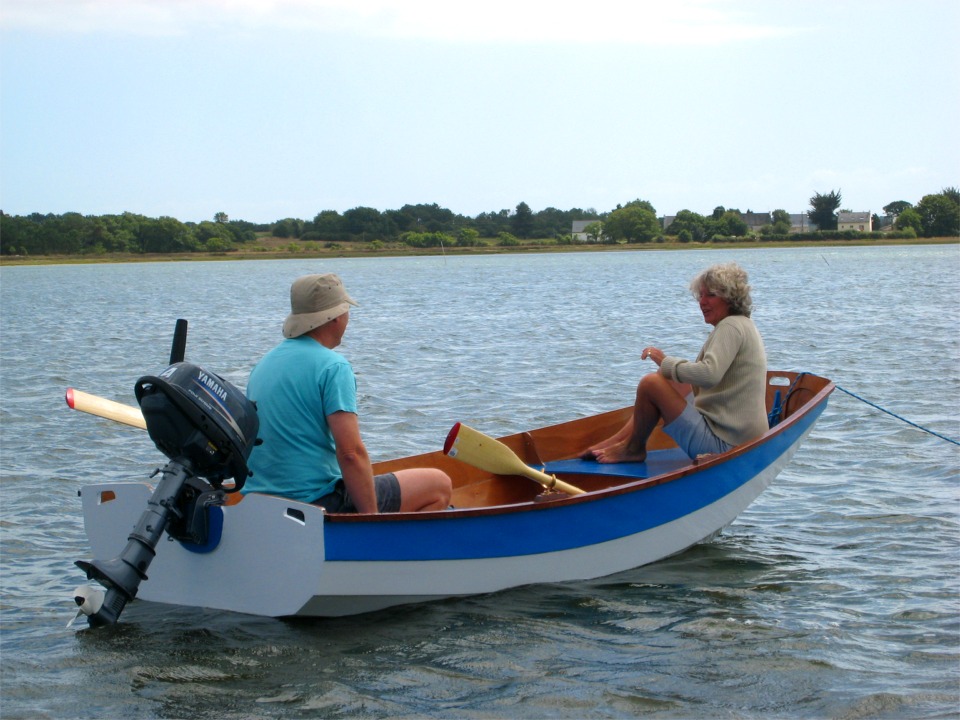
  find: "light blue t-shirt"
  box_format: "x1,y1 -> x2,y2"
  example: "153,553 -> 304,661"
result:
243,336 -> 358,503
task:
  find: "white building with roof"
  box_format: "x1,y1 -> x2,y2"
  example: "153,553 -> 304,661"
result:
837,212 -> 872,232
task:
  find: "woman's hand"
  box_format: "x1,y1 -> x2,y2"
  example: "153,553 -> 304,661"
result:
642,346 -> 665,366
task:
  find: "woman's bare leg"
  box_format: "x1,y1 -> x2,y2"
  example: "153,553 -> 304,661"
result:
593,374 -> 688,464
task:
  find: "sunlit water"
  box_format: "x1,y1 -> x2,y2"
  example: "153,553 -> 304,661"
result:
2,245 -> 958,719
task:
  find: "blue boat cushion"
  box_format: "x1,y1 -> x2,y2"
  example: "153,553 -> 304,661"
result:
544,447 -> 691,478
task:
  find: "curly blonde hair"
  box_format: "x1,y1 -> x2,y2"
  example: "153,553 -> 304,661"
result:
689,262 -> 753,317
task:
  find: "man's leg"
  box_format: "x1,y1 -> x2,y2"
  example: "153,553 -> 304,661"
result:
395,468 -> 453,511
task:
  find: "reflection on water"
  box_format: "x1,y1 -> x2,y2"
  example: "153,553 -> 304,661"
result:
1,245 -> 958,718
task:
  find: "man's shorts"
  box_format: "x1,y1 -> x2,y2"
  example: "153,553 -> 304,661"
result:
313,473 -> 402,513
662,397 -> 733,459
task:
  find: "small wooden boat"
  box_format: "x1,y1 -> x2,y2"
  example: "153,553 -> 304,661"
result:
73,368 -> 834,622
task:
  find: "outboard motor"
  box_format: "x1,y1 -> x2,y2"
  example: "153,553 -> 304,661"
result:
74,362 -> 258,627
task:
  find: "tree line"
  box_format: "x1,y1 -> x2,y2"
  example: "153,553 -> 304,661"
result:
0,211 -> 262,256
1,189 -> 956,257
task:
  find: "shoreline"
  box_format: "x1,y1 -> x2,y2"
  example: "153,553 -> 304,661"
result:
1,237 -> 955,267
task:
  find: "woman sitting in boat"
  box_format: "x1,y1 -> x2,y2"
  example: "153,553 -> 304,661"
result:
583,261 -> 768,464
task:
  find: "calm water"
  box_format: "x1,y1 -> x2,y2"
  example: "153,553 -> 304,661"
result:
1,246 -> 958,719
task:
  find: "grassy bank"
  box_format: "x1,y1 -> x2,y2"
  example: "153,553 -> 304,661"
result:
1,236 -> 956,267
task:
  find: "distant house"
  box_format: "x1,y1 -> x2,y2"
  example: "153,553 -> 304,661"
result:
837,212 -> 872,232
571,220 -> 600,242
742,212 -> 771,231
790,214 -> 815,233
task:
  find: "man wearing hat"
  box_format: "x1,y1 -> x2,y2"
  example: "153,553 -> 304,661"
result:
242,273 -> 452,513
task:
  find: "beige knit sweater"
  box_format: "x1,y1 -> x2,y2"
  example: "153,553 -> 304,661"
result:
660,315 -> 768,447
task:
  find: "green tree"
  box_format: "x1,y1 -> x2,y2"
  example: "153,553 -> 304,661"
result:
808,189 -> 842,231
138,216 -> 194,253
474,209 -> 510,237
205,236 -> 233,252
511,202 -> 535,239
622,198 -> 657,215
226,219 -> 258,243
665,210 -> 707,241
0,213 -> 31,254
771,209 -> 792,234
214,211 -> 229,223
343,206 -> 395,240
196,220 -> 236,248
915,192 -> 960,237
390,203 -> 455,233
882,200 -> 912,218
712,211 -> 749,237
894,207 -> 923,233
529,206 -> 599,237
583,221 -> 604,243
530,206 -> 566,237
456,227 -> 481,246
759,221 -> 787,237
604,205 -> 660,243
311,210 -> 345,241
272,218 -> 304,238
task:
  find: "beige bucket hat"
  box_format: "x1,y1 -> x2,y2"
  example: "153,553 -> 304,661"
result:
282,273 -> 359,339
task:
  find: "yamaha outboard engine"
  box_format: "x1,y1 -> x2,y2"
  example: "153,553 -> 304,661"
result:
74,362 -> 258,627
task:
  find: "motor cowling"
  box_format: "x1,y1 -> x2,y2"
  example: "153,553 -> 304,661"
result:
135,362 -> 258,491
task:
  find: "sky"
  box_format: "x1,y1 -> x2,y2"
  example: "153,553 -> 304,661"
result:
1,0 -> 958,224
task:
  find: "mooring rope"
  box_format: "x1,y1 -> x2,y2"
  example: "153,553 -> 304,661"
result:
835,385 -> 960,447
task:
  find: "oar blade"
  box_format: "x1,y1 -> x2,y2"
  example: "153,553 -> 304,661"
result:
443,422 -> 585,495
444,422 -> 531,477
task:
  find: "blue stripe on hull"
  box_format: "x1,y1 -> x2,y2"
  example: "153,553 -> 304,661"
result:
325,398 -> 826,562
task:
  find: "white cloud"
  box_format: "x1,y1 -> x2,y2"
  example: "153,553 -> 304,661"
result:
1,0 -> 797,45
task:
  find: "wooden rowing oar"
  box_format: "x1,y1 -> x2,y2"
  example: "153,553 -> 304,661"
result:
65,388 -> 147,430
443,422 -> 585,495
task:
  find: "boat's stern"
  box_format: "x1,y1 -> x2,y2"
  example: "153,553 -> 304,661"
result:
79,483 -> 328,619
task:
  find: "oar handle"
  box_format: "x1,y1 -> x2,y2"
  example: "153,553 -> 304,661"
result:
66,388 -> 147,430
444,422 -> 584,496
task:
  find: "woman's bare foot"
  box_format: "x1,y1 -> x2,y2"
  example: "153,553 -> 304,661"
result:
593,441 -> 647,464
580,439 -> 613,460
580,427 -> 631,460
580,444 -> 609,460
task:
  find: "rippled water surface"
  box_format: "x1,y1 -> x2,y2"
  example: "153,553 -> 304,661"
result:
2,246 -> 958,719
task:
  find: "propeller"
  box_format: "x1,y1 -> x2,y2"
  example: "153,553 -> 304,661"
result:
67,584 -> 104,629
